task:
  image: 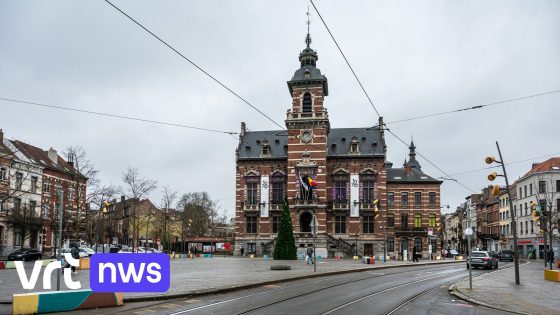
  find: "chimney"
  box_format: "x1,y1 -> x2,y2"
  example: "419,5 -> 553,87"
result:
67,152 -> 74,167
240,122 -> 246,138
121,195 -> 125,203
0,129 -> 3,143
48,147 -> 58,164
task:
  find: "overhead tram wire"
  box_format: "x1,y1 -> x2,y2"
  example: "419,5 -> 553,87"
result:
103,0 -> 285,131
104,1 -> 337,155
0,97 -> 239,135
310,0 -> 475,193
448,151 -> 560,177
385,128 -> 476,193
309,0 -> 381,118
385,89 -> 560,125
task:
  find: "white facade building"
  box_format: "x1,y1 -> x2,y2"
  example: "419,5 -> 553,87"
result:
514,158 -> 560,259
0,139 -> 44,255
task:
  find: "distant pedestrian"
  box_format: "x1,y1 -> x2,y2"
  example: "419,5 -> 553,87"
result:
412,246 -> 419,262
306,246 -> 314,264
240,247 -> 245,256
550,249 -> 554,264
63,243 -> 80,273
533,249 -> 537,260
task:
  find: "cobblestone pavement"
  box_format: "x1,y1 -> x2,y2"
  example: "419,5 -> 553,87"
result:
0,256 -> 460,303
451,260 -> 560,315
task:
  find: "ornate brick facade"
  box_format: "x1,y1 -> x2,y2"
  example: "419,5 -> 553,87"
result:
235,35 -> 442,259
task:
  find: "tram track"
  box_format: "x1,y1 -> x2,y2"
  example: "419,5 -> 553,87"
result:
168,264 -> 464,315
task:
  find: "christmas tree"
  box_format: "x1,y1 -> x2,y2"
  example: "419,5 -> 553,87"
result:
273,197 -> 297,260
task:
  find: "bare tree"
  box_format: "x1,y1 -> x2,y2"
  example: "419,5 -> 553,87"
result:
122,167 -> 157,252
160,186 -> 177,251
63,146 -> 96,241
88,184 -> 122,245
7,204 -> 43,249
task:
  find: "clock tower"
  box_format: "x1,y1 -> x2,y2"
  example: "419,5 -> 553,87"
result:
285,30 -> 330,256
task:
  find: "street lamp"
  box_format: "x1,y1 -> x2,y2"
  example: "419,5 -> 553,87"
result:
486,141 -> 520,285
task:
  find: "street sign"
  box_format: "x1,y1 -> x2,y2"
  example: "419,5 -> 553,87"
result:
311,215 -> 319,233
464,228 -> 473,236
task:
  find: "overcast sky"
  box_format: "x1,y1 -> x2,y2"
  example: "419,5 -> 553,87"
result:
1,0 -> 559,217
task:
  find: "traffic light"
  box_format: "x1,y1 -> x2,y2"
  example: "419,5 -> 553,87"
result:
485,156 -> 497,164
488,172 -> 498,181
491,185 -> 501,196
102,201 -> 111,213
532,209 -> 541,222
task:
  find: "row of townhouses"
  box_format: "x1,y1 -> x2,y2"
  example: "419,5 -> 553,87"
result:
443,158 -> 560,258
0,129 -> 87,256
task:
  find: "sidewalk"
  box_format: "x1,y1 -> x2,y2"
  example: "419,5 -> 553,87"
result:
450,260 -> 560,315
0,256 -> 461,303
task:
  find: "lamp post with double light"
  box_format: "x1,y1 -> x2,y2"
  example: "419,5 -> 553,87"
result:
486,141 -> 520,285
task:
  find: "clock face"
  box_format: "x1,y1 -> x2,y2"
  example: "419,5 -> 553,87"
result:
301,131 -> 312,143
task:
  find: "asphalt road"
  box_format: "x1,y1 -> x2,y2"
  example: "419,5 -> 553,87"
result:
59,261 -> 514,315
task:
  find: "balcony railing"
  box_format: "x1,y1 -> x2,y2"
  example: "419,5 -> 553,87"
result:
287,110 -> 328,120
243,202 -> 259,211
293,198 -> 318,207
332,200 -> 349,210
360,200 -> 378,210
395,226 -> 428,236
269,202 -> 283,211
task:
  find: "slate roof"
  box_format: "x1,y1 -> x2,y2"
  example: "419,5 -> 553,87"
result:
237,130 -> 288,159
327,128 -> 384,157
11,140 -> 86,179
288,66 -> 329,96
236,127 -> 384,160
386,167 -> 442,184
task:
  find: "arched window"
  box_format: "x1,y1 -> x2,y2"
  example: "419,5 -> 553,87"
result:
302,92 -> 312,113
300,212 -> 312,232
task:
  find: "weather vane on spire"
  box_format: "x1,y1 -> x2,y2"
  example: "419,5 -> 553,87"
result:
305,6 -> 312,48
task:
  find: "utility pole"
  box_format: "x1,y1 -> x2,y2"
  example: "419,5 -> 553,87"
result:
466,201 -> 473,290
548,202 -> 554,270
56,187 -> 63,291
312,214 -> 318,272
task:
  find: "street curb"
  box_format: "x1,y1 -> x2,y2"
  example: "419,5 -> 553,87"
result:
123,260 -> 463,303
448,262 -> 532,315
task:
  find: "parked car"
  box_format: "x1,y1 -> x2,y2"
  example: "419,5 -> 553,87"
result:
498,249 -> 514,261
50,248 -> 88,259
8,248 -> 43,261
79,247 -> 95,257
467,251 -> 498,269
139,247 -> 161,253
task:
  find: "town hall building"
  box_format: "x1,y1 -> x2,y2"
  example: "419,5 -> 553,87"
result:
235,32 -> 442,260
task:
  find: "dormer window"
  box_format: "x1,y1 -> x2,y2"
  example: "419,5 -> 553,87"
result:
304,69 -> 311,79
302,92 -> 312,113
261,140 -> 271,157
350,137 -> 359,154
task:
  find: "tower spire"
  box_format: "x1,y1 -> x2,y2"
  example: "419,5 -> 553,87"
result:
305,6 -> 312,48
